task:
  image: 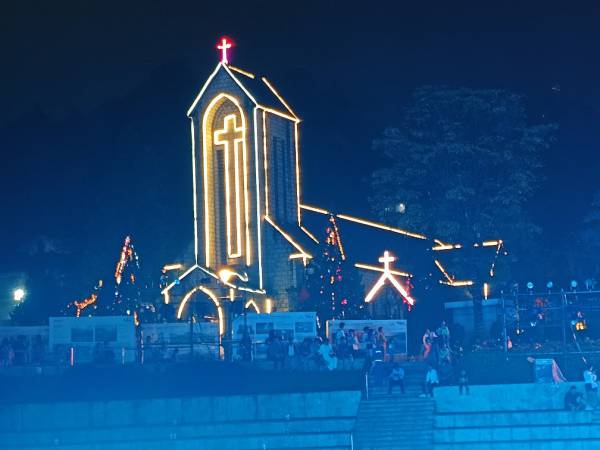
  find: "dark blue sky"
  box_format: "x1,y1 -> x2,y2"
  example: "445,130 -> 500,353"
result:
2,2 -> 600,298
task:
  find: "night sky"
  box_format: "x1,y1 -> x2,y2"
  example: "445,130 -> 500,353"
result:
2,2 -> 600,302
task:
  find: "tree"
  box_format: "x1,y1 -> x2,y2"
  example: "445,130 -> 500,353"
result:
575,191 -> 600,280
369,86 -> 556,284
299,215 -> 364,330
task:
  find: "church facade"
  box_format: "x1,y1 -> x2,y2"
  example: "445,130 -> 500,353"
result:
161,41 -> 503,337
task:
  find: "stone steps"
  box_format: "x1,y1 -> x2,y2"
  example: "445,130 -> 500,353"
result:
353,393 -> 435,450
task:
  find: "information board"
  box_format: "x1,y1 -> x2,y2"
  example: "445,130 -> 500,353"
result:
49,316 -> 136,363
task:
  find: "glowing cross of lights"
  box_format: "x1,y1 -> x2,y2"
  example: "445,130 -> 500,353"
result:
364,250 -> 415,306
217,37 -> 232,64
214,114 -> 244,258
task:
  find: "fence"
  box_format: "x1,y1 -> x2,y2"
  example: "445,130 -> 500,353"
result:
497,289 -> 600,358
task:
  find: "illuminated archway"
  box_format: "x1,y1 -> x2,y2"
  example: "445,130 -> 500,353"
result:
244,299 -> 260,313
202,93 -> 251,268
176,286 -> 224,336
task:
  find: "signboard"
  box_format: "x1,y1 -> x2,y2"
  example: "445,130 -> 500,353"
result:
326,319 -> 408,355
140,322 -> 219,359
232,312 -> 317,343
49,316 -> 136,363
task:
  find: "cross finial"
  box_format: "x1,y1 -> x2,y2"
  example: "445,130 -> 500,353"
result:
217,37 -> 232,64
378,250 -> 396,270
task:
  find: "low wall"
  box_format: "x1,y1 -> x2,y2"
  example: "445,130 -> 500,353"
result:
0,391 -> 361,449
435,382 -> 585,413
0,391 -> 361,432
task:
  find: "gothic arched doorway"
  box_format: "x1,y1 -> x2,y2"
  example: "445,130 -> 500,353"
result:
176,286 -> 224,337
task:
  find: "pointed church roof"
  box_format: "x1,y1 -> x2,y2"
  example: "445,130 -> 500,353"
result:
187,63 -> 299,121
300,204 -> 503,290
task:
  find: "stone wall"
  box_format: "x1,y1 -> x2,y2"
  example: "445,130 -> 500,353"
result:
434,382 -> 600,450
0,390 -> 361,450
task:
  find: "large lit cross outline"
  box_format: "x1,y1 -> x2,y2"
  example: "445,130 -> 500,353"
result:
214,114 -> 244,258
364,251 -> 415,306
217,38 -> 232,64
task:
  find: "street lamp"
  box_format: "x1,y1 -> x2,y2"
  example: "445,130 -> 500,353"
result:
13,288 -> 25,302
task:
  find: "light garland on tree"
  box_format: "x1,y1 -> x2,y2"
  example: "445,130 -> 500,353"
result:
73,293 -> 98,317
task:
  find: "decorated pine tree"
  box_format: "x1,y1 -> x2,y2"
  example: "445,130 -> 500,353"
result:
111,236 -> 143,319
300,215 -> 364,329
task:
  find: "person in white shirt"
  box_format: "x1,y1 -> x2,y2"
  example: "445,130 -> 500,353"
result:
425,366 -> 439,397
319,339 -> 338,370
583,366 -> 598,409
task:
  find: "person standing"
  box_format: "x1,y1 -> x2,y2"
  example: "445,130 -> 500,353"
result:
335,322 -> 347,347
583,366 -> 598,409
458,369 -> 470,395
437,321 -> 450,345
422,329 -> 434,359
425,366 -> 440,397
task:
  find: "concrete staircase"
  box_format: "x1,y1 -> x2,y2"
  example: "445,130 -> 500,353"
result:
433,383 -> 600,450
434,409 -> 600,450
353,395 -> 435,450
353,362 -> 435,449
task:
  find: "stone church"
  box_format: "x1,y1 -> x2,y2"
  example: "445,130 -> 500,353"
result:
161,40 -> 503,336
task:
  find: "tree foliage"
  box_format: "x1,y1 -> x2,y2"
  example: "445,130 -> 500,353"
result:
299,216 -> 364,330
369,86 -> 557,273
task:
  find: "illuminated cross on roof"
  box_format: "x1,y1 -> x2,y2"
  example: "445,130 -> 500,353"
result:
364,250 -> 415,306
217,37 -> 232,64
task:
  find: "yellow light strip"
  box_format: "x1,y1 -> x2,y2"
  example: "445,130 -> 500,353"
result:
434,260 -> 474,287
265,216 -> 312,258
300,225 -> 319,244
434,260 -> 454,283
329,215 -> 346,260
261,77 -> 299,120
257,106 -> 299,123
245,299 -> 260,313
176,286 -> 224,336
242,118 -> 251,266
163,263 -> 183,271
238,286 -> 267,295
355,263 -> 411,278
214,114 -> 242,258
482,239 -> 503,247
363,251 -> 415,305
228,65 -> 255,79
262,110 -> 270,216
187,63 -> 223,117
221,64 -> 259,105
265,298 -> 273,314
190,119 -> 199,264
161,264 -> 200,297
440,280 -> 475,287
483,282 -> 490,300
300,204 -> 330,215
202,93 -> 251,266
432,244 -> 463,251
294,121 -> 301,225
253,107 -> 264,289
337,214 -> 427,240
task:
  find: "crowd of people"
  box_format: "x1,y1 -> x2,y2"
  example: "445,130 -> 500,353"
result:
261,323 -> 396,371
0,335 -> 44,367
